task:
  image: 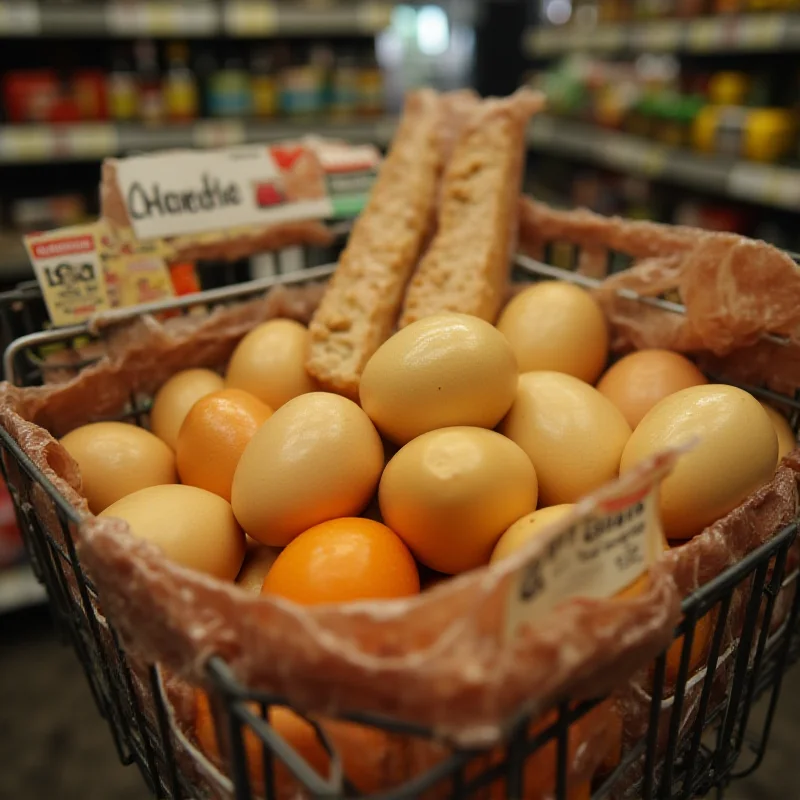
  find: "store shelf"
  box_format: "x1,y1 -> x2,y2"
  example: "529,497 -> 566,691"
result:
0,117 -> 398,164
0,1 -> 394,38
0,563 -> 46,614
528,114 -> 800,212
524,13 -> 800,55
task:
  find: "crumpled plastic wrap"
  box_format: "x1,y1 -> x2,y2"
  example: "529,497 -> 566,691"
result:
2,200 -> 799,797
518,197 -> 800,395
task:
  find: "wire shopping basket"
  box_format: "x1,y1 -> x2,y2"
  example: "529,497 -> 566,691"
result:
1,240 -> 800,800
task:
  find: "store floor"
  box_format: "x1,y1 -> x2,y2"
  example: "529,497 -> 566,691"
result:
2,606 -> 799,800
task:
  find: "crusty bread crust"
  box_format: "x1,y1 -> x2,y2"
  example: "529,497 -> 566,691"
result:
305,90 -> 445,399
399,88 -> 545,327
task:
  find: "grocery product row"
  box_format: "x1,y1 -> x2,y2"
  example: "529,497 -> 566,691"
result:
0,0 -> 395,38
534,56 -> 800,162
3,40 -> 386,125
526,10 -> 800,54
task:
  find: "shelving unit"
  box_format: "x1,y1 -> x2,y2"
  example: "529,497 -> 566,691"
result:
0,0 -> 394,38
0,117 -> 398,164
528,114 -> 800,212
524,12 -> 800,55
0,563 -> 45,613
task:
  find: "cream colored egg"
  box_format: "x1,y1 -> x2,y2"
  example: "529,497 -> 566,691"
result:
501,372 -> 631,507
759,401 -> 796,464
100,484 -> 245,580
497,281 -> 609,384
621,385 -> 778,540
379,427 -> 537,574
226,319 -> 317,410
150,368 -> 225,449
231,392 -> 384,547
236,538 -> 282,594
359,313 -> 518,445
491,504 -> 575,564
61,422 -> 177,515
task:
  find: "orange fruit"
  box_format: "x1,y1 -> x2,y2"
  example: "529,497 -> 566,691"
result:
176,388 -> 272,502
194,690 -> 391,796
261,517 -> 420,604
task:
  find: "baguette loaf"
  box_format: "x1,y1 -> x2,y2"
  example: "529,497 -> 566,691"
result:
399,88 -> 545,327
305,89 -> 444,399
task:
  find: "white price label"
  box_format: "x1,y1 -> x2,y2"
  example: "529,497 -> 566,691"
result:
728,164 -> 800,211
602,137 -> 665,177
594,24 -> 625,51
193,121 -> 245,150
505,449 -> 681,642
106,1 -> 147,34
688,18 -> 722,52
62,124 -> 118,159
0,126 -> 54,163
639,20 -> 682,51
739,14 -> 782,50
0,1 -> 40,34
224,1 -> 277,35
358,1 -> 392,32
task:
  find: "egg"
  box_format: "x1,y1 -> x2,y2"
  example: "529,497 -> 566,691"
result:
496,281 -> 609,384
759,401 -> 796,464
620,385 -> 778,540
150,368 -> 225,449
596,349 -> 708,429
490,504 -> 575,564
235,537 -> 282,594
99,484 -> 245,580
231,392 -> 384,547
61,422 -> 177,514
226,319 -> 317,409
501,372 -> 631,507
379,427 -> 537,574
359,313 -> 517,445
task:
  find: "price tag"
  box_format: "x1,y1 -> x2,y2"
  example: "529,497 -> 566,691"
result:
739,14 -> 782,50
62,124 -> 118,160
357,1 -> 392,32
639,20 -> 682,50
688,18 -> 721,52
728,164 -> 800,211
106,1 -> 147,34
193,121 -> 245,149
0,1 -> 40,34
594,24 -> 625,52
224,1 -> 277,35
0,126 -> 54,163
24,226 -> 111,327
505,449 -> 681,641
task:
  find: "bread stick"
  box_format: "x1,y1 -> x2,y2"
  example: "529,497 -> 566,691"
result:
305,89 -> 444,399
399,88 -> 545,327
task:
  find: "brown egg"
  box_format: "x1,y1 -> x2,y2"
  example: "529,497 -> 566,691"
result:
379,427 -> 538,574
491,504 -> 575,564
150,368 -> 225,449
100,484 -> 245,580
497,281 -> 609,384
231,392 -> 384,547
61,422 -> 176,514
759,401 -> 796,464
501,372 -> 631,507
621,385 -> 777,540
359,313 -> 518,445
226,319 -> 317,410
596,350 -> 707,429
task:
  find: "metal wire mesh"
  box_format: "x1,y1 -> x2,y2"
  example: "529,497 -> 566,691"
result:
0,245 -> 799,799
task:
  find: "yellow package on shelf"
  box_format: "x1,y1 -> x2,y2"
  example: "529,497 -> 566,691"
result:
693,106 -> 798,163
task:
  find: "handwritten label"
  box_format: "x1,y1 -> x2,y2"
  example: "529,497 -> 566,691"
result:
25,226 -> 111,327
114,140 -> 380,241
505,453 -> 677,642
